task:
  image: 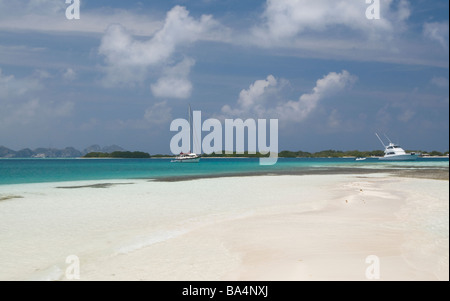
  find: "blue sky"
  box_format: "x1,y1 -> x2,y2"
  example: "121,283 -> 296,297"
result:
0,0 -> 448,154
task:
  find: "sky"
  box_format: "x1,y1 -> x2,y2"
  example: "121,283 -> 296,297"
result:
0,0 -> 448,154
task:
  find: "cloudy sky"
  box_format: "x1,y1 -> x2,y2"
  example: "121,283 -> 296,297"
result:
0,0 -> 448,154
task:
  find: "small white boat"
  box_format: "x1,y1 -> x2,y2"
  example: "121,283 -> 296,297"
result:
375,133 -> 418,161
171,152 -> 200,163
355,157 -> 367,161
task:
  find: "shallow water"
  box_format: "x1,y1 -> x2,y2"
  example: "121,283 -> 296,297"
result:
1,157 -> 447,185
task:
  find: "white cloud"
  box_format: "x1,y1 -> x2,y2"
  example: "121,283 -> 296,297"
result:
273,70 -> 357,122
144,101 -> 173,125
0,68 -> 42,99
431,77 -> 449,89
0,1 -> 162,36
251,0 -> 409,46
151,57 -> 195,99
327,109 -> 342,129
0,68 -> 73,127
0,98 -> 74,127
396,0 -> 411,22
104,101 -> 173,131
222,70 -> 357,123
63,68 -> 77,81
98,6 -> 225,87
33,69 -> 52,79
26,0 -> 66,14
0,0 -> 65,16
222,75 -> 277,116
237,75 -> 277,110
423,21 -> 449,49
398,109 -> 415,123
232,0 -> 447,67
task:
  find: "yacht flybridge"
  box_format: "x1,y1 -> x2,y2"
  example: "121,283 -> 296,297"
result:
375,133 -> 419,161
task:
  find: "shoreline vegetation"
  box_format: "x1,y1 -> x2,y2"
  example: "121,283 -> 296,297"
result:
1,145 -> 449,159
84,149 -> 449,159
83,151 -> 151,159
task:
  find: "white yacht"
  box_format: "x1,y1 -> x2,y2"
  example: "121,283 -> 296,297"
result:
375,133 -> 419,161
171,105 -> 201,163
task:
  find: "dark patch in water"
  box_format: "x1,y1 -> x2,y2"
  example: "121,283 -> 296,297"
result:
152,167 -> 449,182
56,183 -> 134,189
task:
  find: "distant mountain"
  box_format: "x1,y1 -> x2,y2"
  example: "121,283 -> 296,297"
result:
101,145 -> 125,153
15,148 -> 34,158
0,146 -> 15,158
83,144 -> 102,154
22,147 -> 83,158
0,145 -> 127,158
83,144 -> 125,154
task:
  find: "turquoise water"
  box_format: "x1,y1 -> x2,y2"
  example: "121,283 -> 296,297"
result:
0,157 -> 448,185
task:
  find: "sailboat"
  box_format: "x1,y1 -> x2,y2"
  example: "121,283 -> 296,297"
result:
171,105 -> 201,163
375,133 -> 418,161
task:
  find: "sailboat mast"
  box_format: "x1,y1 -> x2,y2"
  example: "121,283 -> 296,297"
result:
188,104 -> 192,153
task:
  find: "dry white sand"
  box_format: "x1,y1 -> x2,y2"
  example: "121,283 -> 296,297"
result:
0,174 -> 448,281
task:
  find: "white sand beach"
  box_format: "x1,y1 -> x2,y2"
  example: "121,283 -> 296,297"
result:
0,173 -> 448,281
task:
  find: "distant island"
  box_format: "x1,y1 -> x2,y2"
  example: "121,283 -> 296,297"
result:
0,145 -> 448,159
0,145 -> 126,159
84,151 -> 151,159
201,149 -> 449,158
201,150 -> 388,158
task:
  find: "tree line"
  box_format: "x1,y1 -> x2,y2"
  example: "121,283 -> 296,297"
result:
84,149 -> 449,159
84,151 -> 151,158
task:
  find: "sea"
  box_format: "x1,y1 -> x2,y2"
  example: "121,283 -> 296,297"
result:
0,157 -> 448,185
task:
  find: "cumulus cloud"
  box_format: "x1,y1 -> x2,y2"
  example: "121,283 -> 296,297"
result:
423,21 -> 449,49
237,75 -> 277,110
222,70 -> 357,123
98,6 -> 225,87
151,57 -> 195,99
251,0 -> 409,46
273,70 -> 357,122
222,75 -> 278,116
